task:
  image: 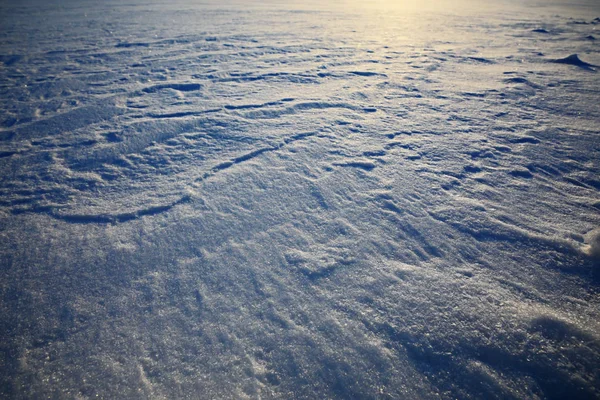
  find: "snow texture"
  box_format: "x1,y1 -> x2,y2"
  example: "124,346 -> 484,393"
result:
1,0 -> 599,398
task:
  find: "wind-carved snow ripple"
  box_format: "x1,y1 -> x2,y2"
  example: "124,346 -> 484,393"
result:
2,104 -> 324,223
0,41 -> 388,224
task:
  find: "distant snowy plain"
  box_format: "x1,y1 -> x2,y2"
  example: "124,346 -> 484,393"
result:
1,0 -> 599,398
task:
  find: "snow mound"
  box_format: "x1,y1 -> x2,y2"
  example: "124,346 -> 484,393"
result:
550,54 -> 597,70
584,229 -> 600,272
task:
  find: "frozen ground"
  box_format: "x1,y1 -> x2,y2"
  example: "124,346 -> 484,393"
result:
1,0 -> 599,398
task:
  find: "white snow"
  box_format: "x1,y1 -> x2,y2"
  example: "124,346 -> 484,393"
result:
0,0 -> 599,398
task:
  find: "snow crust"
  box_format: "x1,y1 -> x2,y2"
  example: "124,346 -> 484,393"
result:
1,0 -> 599,398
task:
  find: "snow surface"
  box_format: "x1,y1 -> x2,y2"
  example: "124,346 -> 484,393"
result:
1,0 -> 599,398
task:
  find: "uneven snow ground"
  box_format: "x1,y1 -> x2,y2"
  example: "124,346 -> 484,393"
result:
1,0 -> 599,398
